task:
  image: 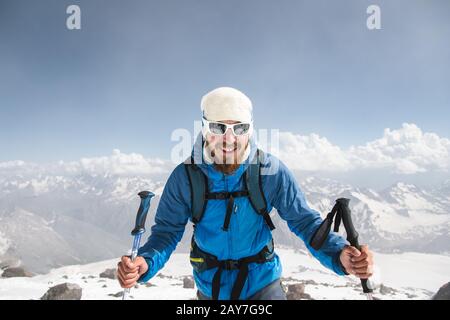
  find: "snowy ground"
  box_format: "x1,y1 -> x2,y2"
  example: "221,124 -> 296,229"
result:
0,247 -> 448,300
277,248 -> 447,300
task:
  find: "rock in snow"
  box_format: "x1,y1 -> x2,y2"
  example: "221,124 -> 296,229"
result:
183,276 -> 195,289
432,282 -> 450,300
1,267 -> 33,278
40,283 -> 82,300
379,284 -> 397,295
99,268 -> 117,280
108,291 -> 123,298
286,283 -> 313,300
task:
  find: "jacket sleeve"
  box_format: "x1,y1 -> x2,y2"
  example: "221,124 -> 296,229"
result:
137,163 -> 191,282
267,156 -> 348,275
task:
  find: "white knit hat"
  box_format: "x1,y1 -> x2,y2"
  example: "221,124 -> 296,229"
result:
201,87 -> 253,123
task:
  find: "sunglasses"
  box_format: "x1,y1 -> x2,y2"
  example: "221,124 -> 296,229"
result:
202,118 -> 253,136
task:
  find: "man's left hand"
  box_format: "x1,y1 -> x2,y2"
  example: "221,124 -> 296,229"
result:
339,244 -> 374,279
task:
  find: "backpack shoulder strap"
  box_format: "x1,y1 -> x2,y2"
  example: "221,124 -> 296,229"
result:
245,149 -> 276,230
184,157 -> 208,224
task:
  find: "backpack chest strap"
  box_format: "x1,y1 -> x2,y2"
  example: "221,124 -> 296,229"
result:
205,190 -> 249,200
205,191 -> 249,231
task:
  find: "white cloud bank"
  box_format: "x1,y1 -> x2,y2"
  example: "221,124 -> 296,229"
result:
0,149 -> 172,178
277,132 -> 351,171
1,123 -> 449,177
63,149 -> 171,176
277,123 -> 450,174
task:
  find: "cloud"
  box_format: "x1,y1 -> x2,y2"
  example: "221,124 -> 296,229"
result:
0,160 -> 42,177
0,149 -> 173,178
277,123 -> 450,174
73,149 -> 171,176
277,132 -> 351,171
1,124 -> 449,177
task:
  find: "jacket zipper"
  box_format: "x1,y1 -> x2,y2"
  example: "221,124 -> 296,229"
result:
224,172 -> 232,296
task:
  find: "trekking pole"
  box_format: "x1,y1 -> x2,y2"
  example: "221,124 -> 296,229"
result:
336,198 -> 374,300
122,190 -> 155,300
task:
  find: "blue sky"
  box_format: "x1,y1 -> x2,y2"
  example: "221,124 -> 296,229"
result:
0,0 -> 449,162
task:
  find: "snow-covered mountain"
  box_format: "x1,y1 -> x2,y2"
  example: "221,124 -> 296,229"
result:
0,173 -> 166,273
0,170 -> 449,274
295,176 -> 450,254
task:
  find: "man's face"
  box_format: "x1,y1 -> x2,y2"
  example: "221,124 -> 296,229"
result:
205,120 -> 250,165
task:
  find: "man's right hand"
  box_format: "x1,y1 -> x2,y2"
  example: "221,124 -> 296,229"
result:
117,256 -> 149,288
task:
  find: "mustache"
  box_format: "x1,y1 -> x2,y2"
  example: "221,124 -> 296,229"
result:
220,141 -> 240,148
205,140 -> 242,148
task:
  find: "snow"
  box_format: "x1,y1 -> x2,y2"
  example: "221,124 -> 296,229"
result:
351,191 -> 448,234
1,248 -> 447,300
0,254 -> 196,300
373,251 -> 450,293
0,230 -> 10,256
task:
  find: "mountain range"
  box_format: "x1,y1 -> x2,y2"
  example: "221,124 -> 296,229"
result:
1,170 -> 449,273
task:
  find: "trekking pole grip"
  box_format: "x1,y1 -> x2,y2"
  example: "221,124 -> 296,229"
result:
131,191 -> 155,236
336,198 -> 373,294
123,191 -> 155,300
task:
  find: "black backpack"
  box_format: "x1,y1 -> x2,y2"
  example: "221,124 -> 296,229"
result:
184,149 -> 275,231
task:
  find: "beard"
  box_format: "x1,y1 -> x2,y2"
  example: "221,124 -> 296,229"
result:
205,139 -> 249,175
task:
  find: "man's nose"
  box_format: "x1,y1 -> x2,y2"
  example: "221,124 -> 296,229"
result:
223,128 -> 236,143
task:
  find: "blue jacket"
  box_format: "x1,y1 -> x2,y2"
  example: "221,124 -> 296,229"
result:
138,134 -> 348,299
